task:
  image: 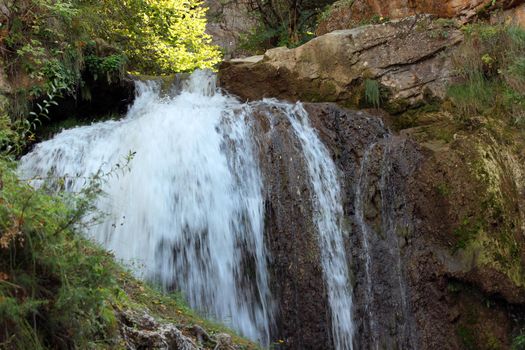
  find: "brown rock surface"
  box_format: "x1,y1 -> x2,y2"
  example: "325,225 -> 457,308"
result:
491,3 -> 525,27
220,16 -> 462,112
317,0 -> 525,35
285,102 -> 525,349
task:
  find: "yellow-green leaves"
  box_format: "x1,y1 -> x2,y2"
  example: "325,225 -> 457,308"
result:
90,0 -> 222,74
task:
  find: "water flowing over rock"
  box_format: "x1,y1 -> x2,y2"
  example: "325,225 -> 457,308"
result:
258,101 -> 354,350
18,70 -> 525,349
19,72 -> 274,345
18,71 -> 362,349
352,137 -> 419,349
302,103 -> 423,349
220,16 -> 463,112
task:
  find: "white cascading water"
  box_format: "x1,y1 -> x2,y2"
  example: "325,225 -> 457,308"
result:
18,71 -> 355,349
268,101 -> 354,350
18,71 -> 272,344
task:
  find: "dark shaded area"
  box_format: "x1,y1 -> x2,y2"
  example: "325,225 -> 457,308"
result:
34,74 -> 135,141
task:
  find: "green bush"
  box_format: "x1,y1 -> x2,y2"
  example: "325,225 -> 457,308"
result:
84,54 -> 127,83
447,72 -> 496,117
0,155 -> 125,349
77,0 -> 221,74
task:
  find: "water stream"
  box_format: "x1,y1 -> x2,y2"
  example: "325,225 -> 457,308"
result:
19,71 -> 355,349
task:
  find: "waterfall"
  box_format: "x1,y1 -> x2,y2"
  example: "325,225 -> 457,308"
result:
18,71 -> 355,349
265,101 -> 354,350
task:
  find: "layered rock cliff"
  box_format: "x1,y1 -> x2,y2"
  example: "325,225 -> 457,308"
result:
217,11 -> 525,350
317,0 -> 525,35
220,16 -> 462,112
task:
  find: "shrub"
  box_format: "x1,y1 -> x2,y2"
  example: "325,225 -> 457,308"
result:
84,54 -> 127,83
447,73 -> 496,117
447,24 -> 525,124
78,0 -> 221,74
0,155 -> 123,348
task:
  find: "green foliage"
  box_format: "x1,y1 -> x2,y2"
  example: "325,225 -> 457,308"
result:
240,23 -> 292,53
78,0 -> 221,74
243,0 -> 334,50
240,21 -> 316,52
513,331 -> 525,350
0,104 -> 140,347
85,54 -> 127,83
0,156 -> 123,348
1,0 -> 84,118
1,0 -> 221,117
447,24 -> 525,125
364,79 -> 381,108
447,72 -> 496,117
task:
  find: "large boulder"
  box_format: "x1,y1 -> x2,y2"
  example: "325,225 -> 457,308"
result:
317,0 -> 525,35
220,15 -> 462,113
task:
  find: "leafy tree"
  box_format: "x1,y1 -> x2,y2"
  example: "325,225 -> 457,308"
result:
0,0 -> 221,123
77,0 -> 222,74
0,0 -> 221,94
245,0 -> 335,47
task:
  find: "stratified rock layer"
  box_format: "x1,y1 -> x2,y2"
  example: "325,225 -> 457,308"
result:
317,0 -> 525,35
220,16 -> 462,113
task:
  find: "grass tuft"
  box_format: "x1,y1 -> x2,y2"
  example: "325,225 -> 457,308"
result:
447,24 -> 525,125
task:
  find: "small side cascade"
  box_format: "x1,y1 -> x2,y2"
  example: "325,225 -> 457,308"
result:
353,135 -> 418,349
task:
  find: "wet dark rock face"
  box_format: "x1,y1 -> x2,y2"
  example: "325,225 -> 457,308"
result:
305,104 -> 422,349
249,102 -> 424,349
251,105 -> 332,349
249,102 -> 525,349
